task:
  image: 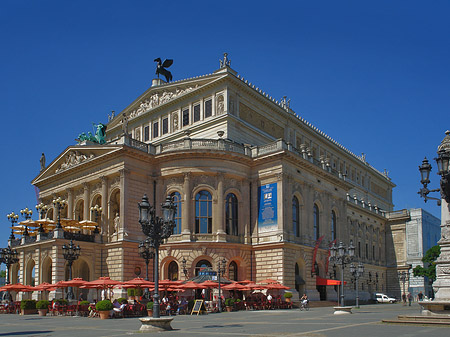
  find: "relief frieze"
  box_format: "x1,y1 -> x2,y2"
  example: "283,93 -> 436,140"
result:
55,151 -> 95,173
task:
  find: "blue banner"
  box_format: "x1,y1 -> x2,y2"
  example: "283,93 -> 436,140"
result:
258,183 -> 277,229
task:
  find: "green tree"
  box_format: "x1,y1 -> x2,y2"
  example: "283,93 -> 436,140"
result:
0,270 -> 6,278
413,245 -> 441,282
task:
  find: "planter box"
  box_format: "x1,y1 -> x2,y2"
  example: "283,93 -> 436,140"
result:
21,309 -> 37,315
99,311 -> 110,319
38,309 -> 48,316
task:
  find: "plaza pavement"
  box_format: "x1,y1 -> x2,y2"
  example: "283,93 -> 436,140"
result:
0,303 -> 448,337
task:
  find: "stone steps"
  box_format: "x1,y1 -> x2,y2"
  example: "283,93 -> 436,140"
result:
383,314 -> 450,325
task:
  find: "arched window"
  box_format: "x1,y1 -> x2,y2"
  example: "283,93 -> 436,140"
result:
195,190 -> 212,233
168,261 -> 179,281
331,210 -> 337,241
228,261 -> 238,281
170,192 -> 182,234
195,260 -> 212,276
292,196 -> 299,237
313,204 -> 320,240
225,193 -> 238,235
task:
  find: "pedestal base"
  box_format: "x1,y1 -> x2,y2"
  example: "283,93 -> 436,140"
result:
420,301 -> 450,316
333,306 -> 353,315
139,317 -> 174,332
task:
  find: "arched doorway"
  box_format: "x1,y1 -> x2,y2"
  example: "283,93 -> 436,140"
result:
295,262 -> 306,295
195,260 -> 212,276
168,261 -> 179,281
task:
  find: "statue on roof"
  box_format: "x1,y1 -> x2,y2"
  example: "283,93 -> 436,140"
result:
40,153 -> 46,171
154,58 -> 173,82
219,52 -> 231,68
76,122 -> 107,144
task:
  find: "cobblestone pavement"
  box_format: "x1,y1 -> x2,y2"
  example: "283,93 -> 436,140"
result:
0,303 -> 448,337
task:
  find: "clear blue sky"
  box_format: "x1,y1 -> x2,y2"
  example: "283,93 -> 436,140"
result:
1,0 -> 448,253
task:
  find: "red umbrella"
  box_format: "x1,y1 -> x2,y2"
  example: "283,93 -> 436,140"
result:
84,276 -> 122,288
201,280 -> 219,288
259,278 -> 280,284
58,278 -> 87,287
241,282 -> 266,291
0,283 -> 28,292
237,279 -> 254,284
122,277 -> 153,288
178,281 -> 207,290
265,283 -> 290,290
222,282 -> 248,291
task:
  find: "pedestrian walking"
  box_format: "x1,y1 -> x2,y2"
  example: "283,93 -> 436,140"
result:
402,293 -> 406,305
407,292 -> 412,306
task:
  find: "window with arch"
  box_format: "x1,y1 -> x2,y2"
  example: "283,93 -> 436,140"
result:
195,190 -> 212,233
292,196 -> 300,237
225,193 -> 238,235
313,204 -> 320,240
195,259 -> 212,276
170,192 -> 182,235
331,210 -> 337,241
168,261 -> 179,281
228,261 -> 238,281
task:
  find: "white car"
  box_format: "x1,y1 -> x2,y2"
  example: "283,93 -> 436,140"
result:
375,293 -> 397,303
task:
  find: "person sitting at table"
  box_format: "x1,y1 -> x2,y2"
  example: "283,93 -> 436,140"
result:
112,299 -> 120,308
113,300 -> 127,318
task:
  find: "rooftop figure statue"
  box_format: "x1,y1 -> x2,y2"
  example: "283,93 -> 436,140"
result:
154,58 -> 173,82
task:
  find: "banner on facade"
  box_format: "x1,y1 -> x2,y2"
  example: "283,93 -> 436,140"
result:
311,235 -> 325,276
258,183 -> 277,232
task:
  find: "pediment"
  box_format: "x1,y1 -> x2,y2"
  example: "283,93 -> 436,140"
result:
107,73 -> 226,130
32,145 -> 123,184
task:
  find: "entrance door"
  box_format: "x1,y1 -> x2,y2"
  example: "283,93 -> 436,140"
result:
316,285 -> 327,301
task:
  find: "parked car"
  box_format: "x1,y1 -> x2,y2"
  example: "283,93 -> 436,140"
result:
374,293 -> 397,303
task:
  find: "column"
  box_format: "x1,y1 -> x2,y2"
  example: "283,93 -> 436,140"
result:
119,169 -> 129,239
66,188 -> 74,219
181,173 -> 191,240
215,173 -> 226,241
101,176 -> 108,235
83,183 -> 90,220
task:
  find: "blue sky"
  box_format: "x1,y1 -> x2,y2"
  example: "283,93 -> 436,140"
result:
0,0 -> 448,254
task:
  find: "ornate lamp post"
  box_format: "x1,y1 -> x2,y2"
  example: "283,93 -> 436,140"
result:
36,203 -> 48,233
217,258 -> 226,313
349,262 -> 364,308
329,241 -> 355,307
62,240 -> 81,300
138,194 -> 176,318
7,212 -> 19,240
20,207 -> 33,237
398,270 -> 410,304
0,245 -> 19,300
53,197 -> 66,229
138,237 -> 154,299
90,205 -> 102,234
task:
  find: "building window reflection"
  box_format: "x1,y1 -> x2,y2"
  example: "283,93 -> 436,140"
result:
225,193 -> 238,235
170,191 -> 182,234
195,190 -> 212,234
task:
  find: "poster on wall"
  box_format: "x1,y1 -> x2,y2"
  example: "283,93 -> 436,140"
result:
258,183 -> 277,232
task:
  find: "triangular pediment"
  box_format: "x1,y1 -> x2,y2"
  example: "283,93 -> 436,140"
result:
107,72 -> 228,130
32,145 -> 123,185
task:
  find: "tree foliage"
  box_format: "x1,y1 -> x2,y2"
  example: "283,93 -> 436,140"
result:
0,270 -> 6,278
413,245 -> 441,282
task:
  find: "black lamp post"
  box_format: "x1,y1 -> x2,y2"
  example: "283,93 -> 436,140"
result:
329,241 -> 355,307
349,262 -> 364,308
138,194 -> 177,318
0,245 -> 19,300
62,240 -> 81,300
7,212 -> 19,240
90,205 -> 102,234
418,130 -> 450,205
217,258 -> 227,313
138,237 -> 154,299
20,208 -> 33,237
36,203 -> 48,233
398,270 -> 410,303
53,197 -> 66,230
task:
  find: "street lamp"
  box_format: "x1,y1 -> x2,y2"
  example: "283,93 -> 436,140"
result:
138,194 -> 177,318
0,245 -> 19,300
20,208 -> 33,237
138,237 -> 154,299
6,212 -> 19,240
36,203 -> 48,233
418,130 -> 450,205
329,241 -> 355,307
62,239 -> 81,300
90,205 -> 102,234
53,197 -> 66,229
217,258 -> 227,313
398,270 -> 410,304
349,262 -> 364,308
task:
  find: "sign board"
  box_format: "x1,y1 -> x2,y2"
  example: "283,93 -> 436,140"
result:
258,183 -> 277,231
190,300 -> 205,315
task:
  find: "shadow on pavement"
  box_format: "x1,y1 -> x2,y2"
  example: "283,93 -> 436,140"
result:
0,332 -> 53,336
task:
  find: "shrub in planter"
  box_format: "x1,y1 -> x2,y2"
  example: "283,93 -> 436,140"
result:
96,299 -> 113,311
79,300 -> 90,306
127,288 -> 135,297
283,292 -> 293,299
36,300 -> 50,309
224,298 -> 235,307
146,301 -> 154,310
117,298 -> 127,305
21,299 -> 37,310
55,299 -> 68,305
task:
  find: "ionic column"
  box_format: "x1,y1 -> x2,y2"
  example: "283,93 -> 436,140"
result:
83,183 -> 90,220
182,173 -> 191,237
66,188 -> 74,219
214,173 -> 225,234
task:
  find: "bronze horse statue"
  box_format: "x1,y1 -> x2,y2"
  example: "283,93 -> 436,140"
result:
154,58 -> 173,82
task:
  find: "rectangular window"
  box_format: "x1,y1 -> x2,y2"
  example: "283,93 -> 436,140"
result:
144,126 -> 150,141
162,117 -> 168,134
193,104 -> 200,122
153,122 -> 159,138
204,99 -> 212,118
182,108 -> 189,126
